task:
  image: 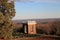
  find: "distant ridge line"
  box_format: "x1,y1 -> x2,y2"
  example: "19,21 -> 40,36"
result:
13,18 -> 60,23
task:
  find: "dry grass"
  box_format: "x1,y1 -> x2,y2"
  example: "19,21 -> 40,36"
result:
0,35 -> 60,40
12,35 -> 60,40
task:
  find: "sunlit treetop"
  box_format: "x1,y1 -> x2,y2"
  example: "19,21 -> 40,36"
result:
0,0 -> 15,19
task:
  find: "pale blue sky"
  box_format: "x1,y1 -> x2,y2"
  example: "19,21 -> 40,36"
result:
13,1 -> 60,20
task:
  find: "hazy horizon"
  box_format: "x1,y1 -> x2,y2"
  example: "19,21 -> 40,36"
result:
13,0 -> 60,20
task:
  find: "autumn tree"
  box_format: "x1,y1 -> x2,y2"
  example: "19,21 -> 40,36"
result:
0,0 -> 15,40
51,21 -> 60,36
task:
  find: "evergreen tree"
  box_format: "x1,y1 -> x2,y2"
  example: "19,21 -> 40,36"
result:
0,0 -> 15,40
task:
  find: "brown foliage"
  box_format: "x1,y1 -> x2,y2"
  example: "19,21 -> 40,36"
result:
51,21 -> 60,35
